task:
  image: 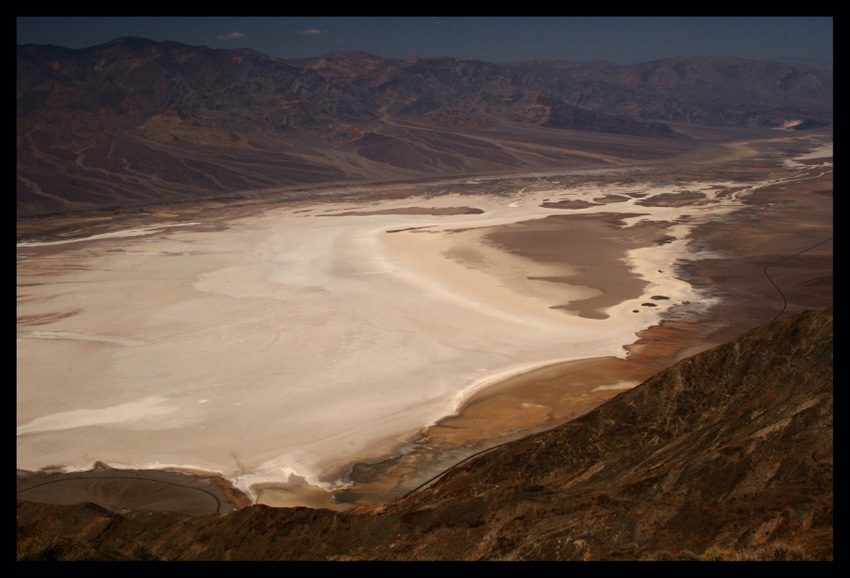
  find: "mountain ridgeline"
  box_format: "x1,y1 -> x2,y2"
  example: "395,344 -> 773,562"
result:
16,306 -> 833,560
16,37 -> 833,216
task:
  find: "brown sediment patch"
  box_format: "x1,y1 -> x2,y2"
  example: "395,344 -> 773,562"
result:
483,213 -> 672,319
540,199 -> 603,209
593,194 -> 631,203
385,226 -> 433,233
322,206 -> 485,216
17,310 -> 82,326
796,157 -> 833,166
636,191 -> 708,207
426,357 -> 644,447
421,308 -> 742,454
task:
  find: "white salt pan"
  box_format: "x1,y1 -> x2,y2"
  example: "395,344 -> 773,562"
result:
17,173 -> 794,501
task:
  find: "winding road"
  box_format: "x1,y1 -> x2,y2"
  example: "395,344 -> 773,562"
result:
17,474 -> 224,514
763,236 -> 833,323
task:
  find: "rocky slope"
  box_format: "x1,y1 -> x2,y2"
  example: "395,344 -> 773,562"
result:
17,38 -> 832,216
17,306 -> 833,561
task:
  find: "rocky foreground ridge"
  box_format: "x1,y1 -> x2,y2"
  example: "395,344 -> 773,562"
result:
17,306 -> 833,561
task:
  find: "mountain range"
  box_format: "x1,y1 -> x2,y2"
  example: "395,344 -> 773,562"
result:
16,37 -> 833,217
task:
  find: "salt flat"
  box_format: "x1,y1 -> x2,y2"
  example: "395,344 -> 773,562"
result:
16,150 -> 828,506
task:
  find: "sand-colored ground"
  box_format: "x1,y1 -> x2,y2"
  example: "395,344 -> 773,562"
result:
17,134 -> 833,512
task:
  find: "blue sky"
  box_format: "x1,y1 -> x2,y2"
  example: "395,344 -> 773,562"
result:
16,17 -> 833,65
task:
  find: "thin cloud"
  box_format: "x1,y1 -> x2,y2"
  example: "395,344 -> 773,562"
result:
217,31 -> 248,41
298,29 -> 327,36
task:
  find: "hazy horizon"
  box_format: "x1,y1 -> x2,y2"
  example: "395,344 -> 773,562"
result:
16,17 -> 833,66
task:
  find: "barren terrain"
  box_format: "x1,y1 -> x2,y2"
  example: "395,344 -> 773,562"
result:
17,129 -> 832,514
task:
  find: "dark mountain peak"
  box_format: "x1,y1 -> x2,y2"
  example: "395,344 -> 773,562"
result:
87,35 -> 163,51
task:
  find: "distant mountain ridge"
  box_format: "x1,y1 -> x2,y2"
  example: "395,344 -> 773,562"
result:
17,38 -> 833,216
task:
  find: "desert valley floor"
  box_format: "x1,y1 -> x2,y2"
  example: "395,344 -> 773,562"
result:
16,131 -> 832,514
